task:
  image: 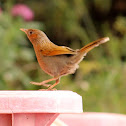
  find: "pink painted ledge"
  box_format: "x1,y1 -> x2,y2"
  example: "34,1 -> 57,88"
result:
58,112 -> 126,126
0,90 -> 83,126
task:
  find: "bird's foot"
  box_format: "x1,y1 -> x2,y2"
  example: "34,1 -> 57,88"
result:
30,81 -> 51,87
39,88 -> 57,91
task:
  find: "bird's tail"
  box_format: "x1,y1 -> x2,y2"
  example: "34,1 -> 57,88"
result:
79,37 -> 109,54
70,37 -> 109,65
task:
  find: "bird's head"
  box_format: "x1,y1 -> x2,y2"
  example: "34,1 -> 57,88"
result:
20,28 -> 48,45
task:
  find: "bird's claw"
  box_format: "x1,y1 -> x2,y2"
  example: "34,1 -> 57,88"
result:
39,88 -> 57,91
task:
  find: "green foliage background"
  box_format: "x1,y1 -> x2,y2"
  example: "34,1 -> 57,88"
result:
0,0 -> 126,113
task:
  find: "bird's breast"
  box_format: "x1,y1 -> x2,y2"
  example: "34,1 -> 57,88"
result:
35,50 -> 68,76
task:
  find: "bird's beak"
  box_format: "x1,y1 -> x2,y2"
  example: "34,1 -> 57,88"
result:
20,28 -> 28,33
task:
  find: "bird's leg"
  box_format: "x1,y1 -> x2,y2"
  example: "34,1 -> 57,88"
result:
30,77 -> 59,87
30,81 -> 51,87
47,78 -> 60,90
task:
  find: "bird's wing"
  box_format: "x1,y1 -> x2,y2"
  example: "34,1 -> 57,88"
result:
41,45 -> 77,56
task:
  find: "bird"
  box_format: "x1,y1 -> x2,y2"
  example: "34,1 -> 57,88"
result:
20,28 -> 109,90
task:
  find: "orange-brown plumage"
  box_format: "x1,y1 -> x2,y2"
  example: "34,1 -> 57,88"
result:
20,28 -> 109,90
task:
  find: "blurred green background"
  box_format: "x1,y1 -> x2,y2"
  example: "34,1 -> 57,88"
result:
0,0 -> 126,113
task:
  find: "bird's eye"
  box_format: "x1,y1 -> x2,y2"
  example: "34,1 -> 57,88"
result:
29,31 -> 33,35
